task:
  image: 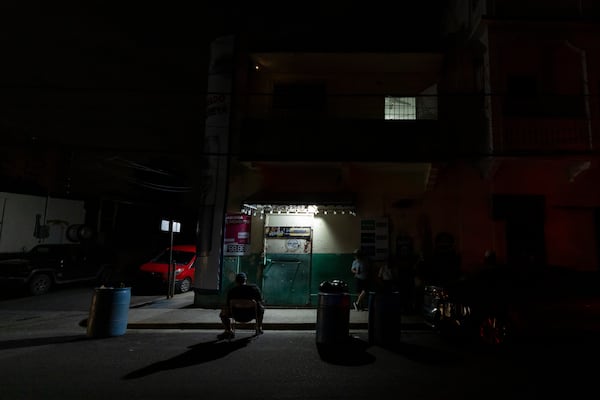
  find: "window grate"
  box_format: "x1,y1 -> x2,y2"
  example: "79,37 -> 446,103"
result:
385,96 -> 416,120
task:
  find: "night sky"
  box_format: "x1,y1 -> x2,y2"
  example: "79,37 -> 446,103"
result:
0,1 -> 445,203
0,1 -> 445,145
1,1 -> 213,146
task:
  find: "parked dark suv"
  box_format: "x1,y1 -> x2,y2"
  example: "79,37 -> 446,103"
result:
0,243 -> 116,295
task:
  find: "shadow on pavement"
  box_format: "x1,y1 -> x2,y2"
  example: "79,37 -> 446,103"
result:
0,335 -> 88,350
122,336 -> 255,380
0,287 -> 28,300
317,336 -> 375,366
376,341 -> 464,365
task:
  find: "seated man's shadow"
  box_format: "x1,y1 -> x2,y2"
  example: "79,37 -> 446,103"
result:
123,336 -> 254,380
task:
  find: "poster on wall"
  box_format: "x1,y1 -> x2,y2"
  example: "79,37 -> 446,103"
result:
265,226 -> 311,239
360,217 -> 389,261
224,213 -> 251,256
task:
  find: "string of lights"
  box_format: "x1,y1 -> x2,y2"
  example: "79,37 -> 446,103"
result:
241,203 -> 356,218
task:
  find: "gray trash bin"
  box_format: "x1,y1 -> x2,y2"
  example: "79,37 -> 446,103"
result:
316,280 -> 351,347
368,291 -> 402,346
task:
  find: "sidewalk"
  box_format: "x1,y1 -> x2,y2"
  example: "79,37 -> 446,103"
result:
126,291 -> 428,331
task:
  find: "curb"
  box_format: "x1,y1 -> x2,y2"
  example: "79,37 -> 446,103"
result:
125,322 -> 366,330
124,322 -> 430,331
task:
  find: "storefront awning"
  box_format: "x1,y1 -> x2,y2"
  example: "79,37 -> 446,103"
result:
241,191 -> 356,216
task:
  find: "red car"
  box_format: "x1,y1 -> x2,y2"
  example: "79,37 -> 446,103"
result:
138,245 -> 197,293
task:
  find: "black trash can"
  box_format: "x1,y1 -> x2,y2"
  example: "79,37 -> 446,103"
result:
368,291 -> 402,347
316,280 -> 351,347
87,286 -> 131,338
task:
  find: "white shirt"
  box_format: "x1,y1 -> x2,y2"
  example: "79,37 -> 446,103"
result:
352,259 -> 368,280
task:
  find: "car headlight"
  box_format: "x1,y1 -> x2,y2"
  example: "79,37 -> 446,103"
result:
175,267 -> 184,275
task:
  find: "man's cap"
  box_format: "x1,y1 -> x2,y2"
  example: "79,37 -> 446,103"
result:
235,272 -> 247,282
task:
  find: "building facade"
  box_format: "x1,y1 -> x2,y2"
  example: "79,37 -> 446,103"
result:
193,2 -> 600,308
195,8 -> 460,307
440,0 -> 600,271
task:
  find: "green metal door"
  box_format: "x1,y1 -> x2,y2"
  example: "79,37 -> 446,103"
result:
262,232 -> 312,306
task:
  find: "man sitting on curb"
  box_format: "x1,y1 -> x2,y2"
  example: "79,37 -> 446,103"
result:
217,272 -> 265,340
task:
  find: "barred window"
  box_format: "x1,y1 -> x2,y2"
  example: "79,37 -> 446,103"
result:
385,96 -> 416,120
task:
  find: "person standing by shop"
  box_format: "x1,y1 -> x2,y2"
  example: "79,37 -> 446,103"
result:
377,255 -> 398,293
351,248 -> 369,310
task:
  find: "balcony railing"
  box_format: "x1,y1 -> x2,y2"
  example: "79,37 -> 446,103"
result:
493,93 -> 598,154
236,118 -> 444,162
231,93 -> 599,161
499,118 -> 593,153
238,93 -> 438,121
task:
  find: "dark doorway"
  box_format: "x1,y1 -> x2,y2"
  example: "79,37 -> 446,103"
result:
492,194 -> 546,266
595,208 -> 600,272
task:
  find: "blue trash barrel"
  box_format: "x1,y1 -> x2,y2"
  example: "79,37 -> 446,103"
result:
87,287 -> 131,338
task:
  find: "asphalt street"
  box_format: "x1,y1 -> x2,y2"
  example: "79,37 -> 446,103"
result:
0,329 -> 538,399
1,326 -> 598,399
1,288 -> 598,399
